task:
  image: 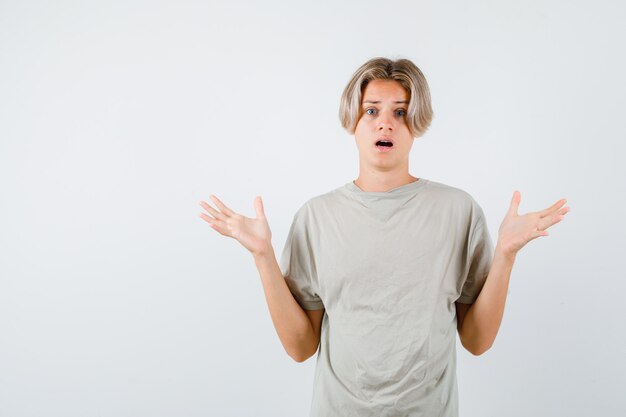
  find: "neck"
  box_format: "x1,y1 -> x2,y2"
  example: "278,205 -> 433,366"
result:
353,171 -> 418,192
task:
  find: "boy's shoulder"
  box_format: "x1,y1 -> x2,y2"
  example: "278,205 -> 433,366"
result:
426,179 -> 478,203
295,187 -> 341,214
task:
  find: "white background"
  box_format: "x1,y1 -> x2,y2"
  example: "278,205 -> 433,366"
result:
1,0 -> 624,416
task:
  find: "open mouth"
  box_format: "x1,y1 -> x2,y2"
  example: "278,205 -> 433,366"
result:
375,140 -> 394,152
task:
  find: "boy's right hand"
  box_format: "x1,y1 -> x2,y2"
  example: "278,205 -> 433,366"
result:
199,195 -> 273,256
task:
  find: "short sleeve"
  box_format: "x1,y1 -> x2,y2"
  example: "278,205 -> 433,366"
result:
278,207 -> 325,310
456,202 -> 494,304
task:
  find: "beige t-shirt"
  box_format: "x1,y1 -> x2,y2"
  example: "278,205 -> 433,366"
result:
279,178 -> 494,416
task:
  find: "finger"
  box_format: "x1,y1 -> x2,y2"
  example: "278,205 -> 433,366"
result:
254,196 -> 266,220
508,191 -> 521,216
199,212 -> 215,224
538,198 -> 567,217
209,195 -> 237,217
199,212 -> 227,233
200,200 -> 227,221
537,209 -> 568,230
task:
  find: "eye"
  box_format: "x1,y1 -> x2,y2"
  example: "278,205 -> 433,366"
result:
364,108 -> 406,117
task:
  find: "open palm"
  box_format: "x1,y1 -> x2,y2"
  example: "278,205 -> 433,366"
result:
199,195 -> 272,256
497,191 -> 570,255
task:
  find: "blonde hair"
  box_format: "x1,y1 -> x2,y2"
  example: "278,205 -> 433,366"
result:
338,57 -> 433,138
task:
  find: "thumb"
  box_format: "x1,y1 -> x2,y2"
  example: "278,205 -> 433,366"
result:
508,190 -> 521,216
254,196 -> 266,219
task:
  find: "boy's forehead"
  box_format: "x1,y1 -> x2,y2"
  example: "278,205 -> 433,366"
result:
362,80 -> 409,103
363,99 -> 409,104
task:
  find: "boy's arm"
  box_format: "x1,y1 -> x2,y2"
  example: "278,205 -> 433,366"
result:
253,247 -> 322,362
457,191 -> 568,355
455,246 -> 515,356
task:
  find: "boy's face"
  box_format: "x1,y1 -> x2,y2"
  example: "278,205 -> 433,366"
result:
354,79 -> 414,169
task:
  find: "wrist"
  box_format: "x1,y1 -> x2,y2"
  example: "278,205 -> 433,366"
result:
495,242 -> 517,261
252,244 -> 275,260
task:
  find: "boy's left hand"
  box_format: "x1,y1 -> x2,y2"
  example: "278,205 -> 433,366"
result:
496,191 -> 570,256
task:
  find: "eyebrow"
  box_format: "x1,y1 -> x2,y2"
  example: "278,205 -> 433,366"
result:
363,100 -> 409,104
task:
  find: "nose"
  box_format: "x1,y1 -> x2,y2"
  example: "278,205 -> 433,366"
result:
377,110 -> 394,132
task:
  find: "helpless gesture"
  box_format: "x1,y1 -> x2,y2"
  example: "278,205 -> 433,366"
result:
496,191 -> 570,256
457,191 -> 570,355
199,195 -> 273,256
